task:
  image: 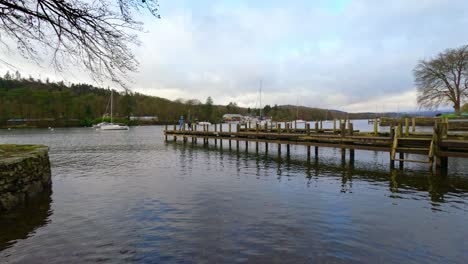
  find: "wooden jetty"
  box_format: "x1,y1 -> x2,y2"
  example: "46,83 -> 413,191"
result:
164,120 -> 468,172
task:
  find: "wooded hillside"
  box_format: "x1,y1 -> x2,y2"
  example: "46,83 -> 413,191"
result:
0,72 -> 376,127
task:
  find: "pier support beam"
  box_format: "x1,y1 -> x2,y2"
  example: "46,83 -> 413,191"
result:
214,124 -> 217,146
373,118 -> 378,136
399,152 -> 404,168
173,125 -> 177,141
434,122 -> 449,171
405,118 -> 409,137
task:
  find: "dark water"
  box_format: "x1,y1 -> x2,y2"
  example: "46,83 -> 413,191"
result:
1,126 -> 468,263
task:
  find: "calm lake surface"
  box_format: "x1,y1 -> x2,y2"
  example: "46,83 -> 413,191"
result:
1,122 -> 468,263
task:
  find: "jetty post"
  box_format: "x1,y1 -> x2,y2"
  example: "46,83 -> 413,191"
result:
214,124 -> 217,146
173,124 -> 177,141
236,124 -> 240,150
412,118 -> 416,132
277,123 -> 282,155
435,121 -> 449,170
256,124 -> 259,153
219,124 -> 223,147
165,124 -> 168,141
373,118 -> 378,136
228,124 -> 232,149
349,122 -> 355,164
405,118 -> 409,137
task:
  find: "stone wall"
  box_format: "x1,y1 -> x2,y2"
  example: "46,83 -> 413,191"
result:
0,145 -> 52,211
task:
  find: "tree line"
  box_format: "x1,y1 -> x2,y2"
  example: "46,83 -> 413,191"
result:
0,72 -> 378,127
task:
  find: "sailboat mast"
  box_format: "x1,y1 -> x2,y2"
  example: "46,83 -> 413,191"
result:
110,89 -> 113,123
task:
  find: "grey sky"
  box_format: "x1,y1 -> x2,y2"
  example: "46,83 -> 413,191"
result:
2,0 -> 468,112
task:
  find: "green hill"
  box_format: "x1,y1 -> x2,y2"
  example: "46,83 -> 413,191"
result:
0,72 -> 377,127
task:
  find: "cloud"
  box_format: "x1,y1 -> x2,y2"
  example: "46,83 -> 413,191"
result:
3,0 -> 468,112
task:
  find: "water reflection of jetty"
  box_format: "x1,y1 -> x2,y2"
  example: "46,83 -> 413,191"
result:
171,142 -> 468,205
0,189 -> 52,251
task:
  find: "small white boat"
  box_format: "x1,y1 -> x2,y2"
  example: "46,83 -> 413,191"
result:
99,123 -> 129,130
293,119 -> 307,123
198,121 -> 212,125
93,122 -> 111,128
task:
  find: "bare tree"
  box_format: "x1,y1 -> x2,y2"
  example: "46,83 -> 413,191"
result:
414,45 -> 468,115
0,0 -> 160,88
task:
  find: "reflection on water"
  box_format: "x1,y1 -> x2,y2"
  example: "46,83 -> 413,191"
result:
0,189 -> 52,251
174,141 -> 468,206
0,126 -> 467,263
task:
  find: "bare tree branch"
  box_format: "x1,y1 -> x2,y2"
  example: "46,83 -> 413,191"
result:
0,0 -> 160,89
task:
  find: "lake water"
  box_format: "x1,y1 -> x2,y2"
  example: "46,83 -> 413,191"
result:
1,123 -> 468,263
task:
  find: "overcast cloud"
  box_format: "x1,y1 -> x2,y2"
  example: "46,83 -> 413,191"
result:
3,0 -> 468,112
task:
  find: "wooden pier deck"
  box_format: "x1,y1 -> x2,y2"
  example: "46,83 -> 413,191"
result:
164,121 -> 468,171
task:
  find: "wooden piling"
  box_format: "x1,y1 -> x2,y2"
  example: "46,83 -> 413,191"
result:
405,118 -> 409,137
236,124 -> 240,149
435,122 -> 448,170
256,123 -> 259,152
333,119 -> 337,133
315,122 -> 319,133
306,123 -> 310,136
219,124 -> 223,147
214,124 -> 217,146
229,124 -> 232,148
412,118 -> 416,132
173,124 -> 177,141
399,152 -> 404,168
194,124 -> 197,143
390,125 -> 395,168
165,124 -> 168,141
373,118 -> 378,136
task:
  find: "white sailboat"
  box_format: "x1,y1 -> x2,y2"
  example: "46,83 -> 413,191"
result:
98,89 -> 129,131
